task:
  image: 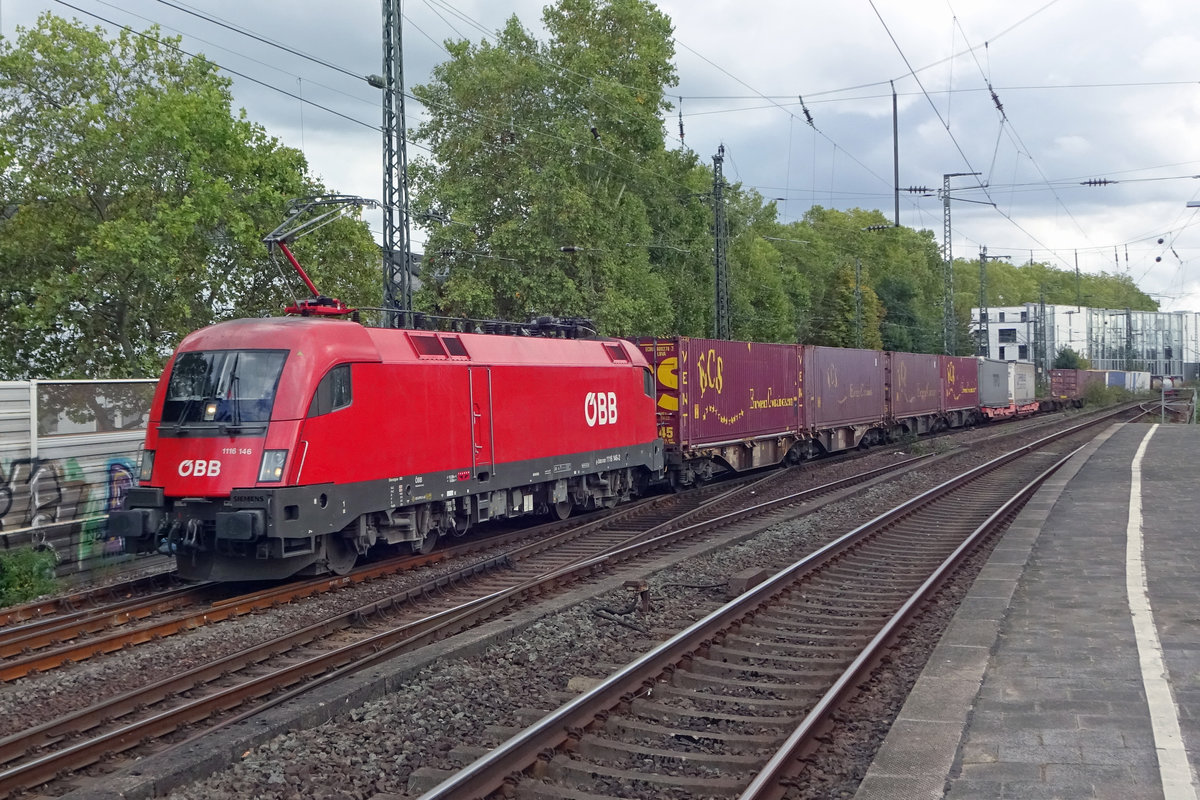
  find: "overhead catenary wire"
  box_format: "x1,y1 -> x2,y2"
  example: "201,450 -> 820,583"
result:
946,5 -> 1092,246
867,0 -> 1075,272
51,0 -> 411,143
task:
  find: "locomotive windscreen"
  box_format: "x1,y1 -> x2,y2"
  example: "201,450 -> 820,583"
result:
163,349 -> 287,425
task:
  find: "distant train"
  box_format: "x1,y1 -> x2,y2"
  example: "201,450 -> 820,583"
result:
112,319 -> 1115,581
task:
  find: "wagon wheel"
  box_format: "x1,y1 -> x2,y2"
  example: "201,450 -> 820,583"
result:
553,500 -> 572,520
323,533 -> 358,575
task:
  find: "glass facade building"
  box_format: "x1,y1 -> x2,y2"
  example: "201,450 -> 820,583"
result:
970,304 -> 1199,380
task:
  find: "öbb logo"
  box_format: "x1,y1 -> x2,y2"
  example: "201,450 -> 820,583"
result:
178,459 -> 222,477
584,392 -> 618,427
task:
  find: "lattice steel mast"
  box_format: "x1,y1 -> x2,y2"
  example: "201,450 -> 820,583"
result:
377,0 -> 413,327
712,145 -> 730,340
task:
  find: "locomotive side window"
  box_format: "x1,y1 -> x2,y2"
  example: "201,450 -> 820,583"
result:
643,367 -> 654,398
163,349 -> 286,425
308,364 -> 353,417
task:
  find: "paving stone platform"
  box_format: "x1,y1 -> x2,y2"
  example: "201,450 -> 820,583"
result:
856,422 -> 1200,800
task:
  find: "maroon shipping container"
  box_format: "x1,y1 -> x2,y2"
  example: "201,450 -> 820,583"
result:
889,352 -> 941,417
1080,370 -> 1106,396
1050,368 -> 1089,400
632,337 -> 803,447
805,345 -> 886,428
941,356 -> 979,411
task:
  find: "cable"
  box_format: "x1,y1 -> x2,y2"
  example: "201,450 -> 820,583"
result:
868,0 -> 1074,271
152,0 -> 366,82
674,37 -> 897,195
51,0 -> 404,142
946,5 -> 1092,246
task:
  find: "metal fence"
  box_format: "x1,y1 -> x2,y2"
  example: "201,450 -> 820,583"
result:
0,379 -> 155,577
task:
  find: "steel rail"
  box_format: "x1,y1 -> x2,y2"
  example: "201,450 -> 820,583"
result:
0,477 -> 745,682
0,568 -> 181,629
0,585 -> 205,657
0,451 -> 930,797
735,444 -> 1084,800
412,409 -> 1128,800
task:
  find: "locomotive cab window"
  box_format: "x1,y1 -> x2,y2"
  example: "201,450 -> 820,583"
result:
642,367 -> 654,398
162,349 -> 286,426
308,364 -> 353,417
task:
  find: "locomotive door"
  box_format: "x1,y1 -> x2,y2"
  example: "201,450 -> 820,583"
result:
469,366 -> 494,479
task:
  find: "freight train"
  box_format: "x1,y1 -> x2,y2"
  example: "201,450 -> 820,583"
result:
112,198 -> 1103,580
112,318 -> 1106,581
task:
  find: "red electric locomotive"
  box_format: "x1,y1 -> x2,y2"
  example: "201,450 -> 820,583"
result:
112,317 -> 664,580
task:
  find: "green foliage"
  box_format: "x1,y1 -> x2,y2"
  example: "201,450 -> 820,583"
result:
1054,347 -> 1090,369
955,258 -> 1157,312
766,207 -> 946,350
407,1 -> 1158,349
0,547 -> 58,607
411,2 -> 682,336
0,15 -> 380,379
1083,380 -> 1122,407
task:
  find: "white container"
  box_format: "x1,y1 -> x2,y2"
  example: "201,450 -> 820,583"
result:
1125,371 -> 1150,392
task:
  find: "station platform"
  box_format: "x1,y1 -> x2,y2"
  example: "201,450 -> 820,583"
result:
856,422 -> 1200,800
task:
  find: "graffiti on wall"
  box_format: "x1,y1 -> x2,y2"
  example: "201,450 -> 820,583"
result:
0,456 -> 137,567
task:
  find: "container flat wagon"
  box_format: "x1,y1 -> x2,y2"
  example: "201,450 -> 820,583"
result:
805,345 -> 887,451
940,355 -> 980,426
633,337 -> 804,487
980,359 -> 1038,419
886,351 -> 945,435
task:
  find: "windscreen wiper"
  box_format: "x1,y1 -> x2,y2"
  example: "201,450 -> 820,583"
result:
221,353 -> 243,434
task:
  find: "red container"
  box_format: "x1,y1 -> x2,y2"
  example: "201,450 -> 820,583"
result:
1050,368 -> 1083,400
941,356 -> 979,410
889,352 -> 941,417
805,345 -> 886,428
1081,370 -> 1106,394
632,337 -> 803,447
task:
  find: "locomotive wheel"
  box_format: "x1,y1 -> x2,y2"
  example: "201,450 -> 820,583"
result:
413,528 -> 439,555
553,500 -> 572,520
324,534 -> 357,575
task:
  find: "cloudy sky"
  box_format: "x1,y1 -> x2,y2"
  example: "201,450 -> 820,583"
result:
4,0 -> 1200,310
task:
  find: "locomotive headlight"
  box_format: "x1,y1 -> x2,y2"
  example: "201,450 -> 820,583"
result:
258,450 -> 287,482
139,450 -> 155,482
204,401 -> 218,421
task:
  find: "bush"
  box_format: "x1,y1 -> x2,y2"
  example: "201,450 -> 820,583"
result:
1082,382 -> 1128,407
0,547 -> 59,608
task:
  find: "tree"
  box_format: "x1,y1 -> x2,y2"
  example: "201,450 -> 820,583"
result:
0,15 -> 381,379
955,259 -> 1158,312
411,0 -> 687,336
1054,347 -> 1090,369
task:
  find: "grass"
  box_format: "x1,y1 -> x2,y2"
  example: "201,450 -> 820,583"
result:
0,546 -> 59,608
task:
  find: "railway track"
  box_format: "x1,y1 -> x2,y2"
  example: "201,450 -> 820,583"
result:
0,449 -> 941,799
0,469 -> 784,683
0,401 -> 1103,640
412,410 -> 1131,800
